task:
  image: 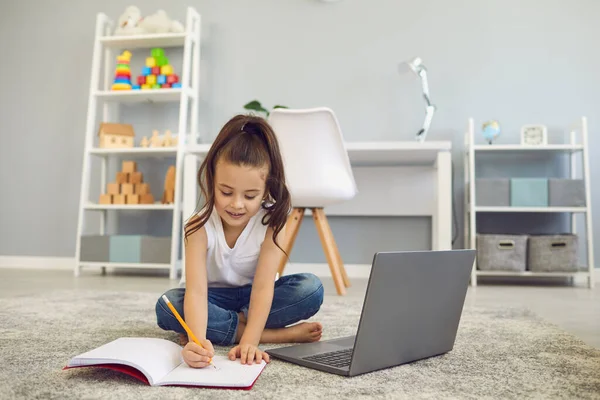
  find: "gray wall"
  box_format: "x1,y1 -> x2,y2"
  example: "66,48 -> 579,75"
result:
1,0 -> 598,268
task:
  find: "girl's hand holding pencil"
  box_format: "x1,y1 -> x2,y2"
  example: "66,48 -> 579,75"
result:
182,339 -> 215,369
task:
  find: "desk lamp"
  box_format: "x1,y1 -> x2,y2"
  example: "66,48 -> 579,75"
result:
398,57 -> 436,142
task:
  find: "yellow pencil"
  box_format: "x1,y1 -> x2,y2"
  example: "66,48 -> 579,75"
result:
161,294 -> 215,368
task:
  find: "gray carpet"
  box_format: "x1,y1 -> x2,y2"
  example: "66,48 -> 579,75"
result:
0,290 -> 599,400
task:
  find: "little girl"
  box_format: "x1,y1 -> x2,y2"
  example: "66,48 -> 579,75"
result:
155,114 -> 324,368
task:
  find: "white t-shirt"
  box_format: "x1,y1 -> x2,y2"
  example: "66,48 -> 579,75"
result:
181,206 -> 270,288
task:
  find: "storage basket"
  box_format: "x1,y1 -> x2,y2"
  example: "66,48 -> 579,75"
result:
476,234 -> 528,271
528,234 -> 579,272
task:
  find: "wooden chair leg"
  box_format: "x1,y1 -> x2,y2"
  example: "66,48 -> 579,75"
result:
327,224 -> 351,288
312,208 -> 346,296
277,208 -> 305,276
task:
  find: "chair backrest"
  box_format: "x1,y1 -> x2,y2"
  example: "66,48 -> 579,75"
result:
267,107 -> 358,208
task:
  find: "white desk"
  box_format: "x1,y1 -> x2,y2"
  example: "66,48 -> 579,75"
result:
184,141 -> 452,251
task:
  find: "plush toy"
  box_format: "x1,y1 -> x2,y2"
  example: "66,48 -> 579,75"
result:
138,9 -> 184,34
114,6 -> 184,36
114,6 -> 145,36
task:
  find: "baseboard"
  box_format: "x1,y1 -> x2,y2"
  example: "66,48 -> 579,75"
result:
0,256 -> 73,270
283,263 -> 372,279
1,256 -> 599,284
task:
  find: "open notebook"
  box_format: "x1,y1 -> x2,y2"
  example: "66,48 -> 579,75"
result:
64,337 -> 266,390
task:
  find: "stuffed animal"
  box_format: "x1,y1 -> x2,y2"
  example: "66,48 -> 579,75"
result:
114,6 -> 145,36
114,6 -> 185,36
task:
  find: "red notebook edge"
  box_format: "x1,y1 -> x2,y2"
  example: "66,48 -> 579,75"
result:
62,362 -> 266,390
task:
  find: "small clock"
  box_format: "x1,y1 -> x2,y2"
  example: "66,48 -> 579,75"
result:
521,124 -> 547,146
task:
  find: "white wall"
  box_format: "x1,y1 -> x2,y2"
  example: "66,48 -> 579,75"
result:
1,0 -> 598,265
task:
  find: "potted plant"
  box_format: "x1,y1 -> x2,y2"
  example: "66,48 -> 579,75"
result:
243,100 -> 288,117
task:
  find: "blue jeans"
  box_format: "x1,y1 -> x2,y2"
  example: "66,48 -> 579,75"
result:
155,273 -> 324,346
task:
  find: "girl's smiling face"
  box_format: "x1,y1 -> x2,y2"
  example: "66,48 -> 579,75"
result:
213,158 -> 268,230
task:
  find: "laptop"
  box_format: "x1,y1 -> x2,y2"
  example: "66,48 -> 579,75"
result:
266,249 -> 476,377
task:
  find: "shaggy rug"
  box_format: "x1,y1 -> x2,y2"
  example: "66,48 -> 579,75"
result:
0,290 -> 599,399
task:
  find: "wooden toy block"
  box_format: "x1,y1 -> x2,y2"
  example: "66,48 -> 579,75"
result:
136,183 -> 150,195
126,194 -> 140,204
130,172 -> 143,184
116,172 -> 129,184
99,194 -> 113,204
107,182 -> 120,195
162,166 -> 176,204
122,161 -> 137,173
113,194 -> 126,204
161,65 -> 174,76
140,136 -> 150,147
121,183 -> 135,195
146,74 -> 156,85
146,57 -> 156,68
152,66 -> 161,75
140,193 -> 155,204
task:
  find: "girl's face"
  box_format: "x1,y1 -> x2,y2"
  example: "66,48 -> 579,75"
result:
213,159 -> 268,230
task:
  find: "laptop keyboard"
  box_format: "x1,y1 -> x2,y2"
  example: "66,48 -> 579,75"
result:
303,348 -> 353,368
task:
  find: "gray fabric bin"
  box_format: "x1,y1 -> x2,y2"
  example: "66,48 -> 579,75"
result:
548,179 -> 586,207
476,234 -> 528,271
476,179 -> 510,207
528,234 -> 579,272
80,235 -> 110,262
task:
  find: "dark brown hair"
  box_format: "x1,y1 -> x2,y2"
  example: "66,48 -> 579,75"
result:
184,114 -> 291,254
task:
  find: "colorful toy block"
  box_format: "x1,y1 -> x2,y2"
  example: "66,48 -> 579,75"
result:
160,65 -> 173,76
161,83 -> 171,88
152,84 -> 160,89
146,57 -> 156,68
157,75 -> 167,85
172,83 -> 182,88
132,85 -> 140,90
146,75 -> 156,85
151,48 -> 165,58
142,66 -> 152,76
137,76 -> 146,85
166,74 -> 178,84
141,84 -> 151,90
151,66 -> 160,75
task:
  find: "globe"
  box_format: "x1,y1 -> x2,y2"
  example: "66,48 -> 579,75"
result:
482,120 -> 501,144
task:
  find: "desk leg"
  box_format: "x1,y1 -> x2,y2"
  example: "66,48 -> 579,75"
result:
181,154 -> 200,282
433,152 -> 452,250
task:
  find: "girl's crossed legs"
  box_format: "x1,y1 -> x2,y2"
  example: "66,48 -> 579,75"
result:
156,273 -> 324,346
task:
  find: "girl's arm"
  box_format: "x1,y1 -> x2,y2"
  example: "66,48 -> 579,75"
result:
181,219 -> 214,368
241,225 -> 286,346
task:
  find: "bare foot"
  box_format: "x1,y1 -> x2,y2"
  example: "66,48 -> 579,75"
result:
179,333 -> 189,346
285,322 -> 323,343
235,319 -> 323,344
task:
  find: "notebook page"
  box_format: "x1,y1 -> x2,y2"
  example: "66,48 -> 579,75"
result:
158,356 -> 266,387
67,338 -> 183,385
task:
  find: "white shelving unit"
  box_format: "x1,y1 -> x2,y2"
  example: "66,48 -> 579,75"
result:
74,8 -> 201,279
464,117 -> 595,288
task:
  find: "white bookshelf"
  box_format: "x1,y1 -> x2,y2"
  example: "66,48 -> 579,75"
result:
74,8 -> 202,279
464,117 -> 595,288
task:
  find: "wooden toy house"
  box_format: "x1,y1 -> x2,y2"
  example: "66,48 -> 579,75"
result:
98,123 -> 135,148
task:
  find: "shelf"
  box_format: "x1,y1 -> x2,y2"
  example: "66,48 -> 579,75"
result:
99,33 -> 187,49
94,88 -> 192,103
476,270 -> 588,278
89,147 -> 178,157
472,144 -> 584,153
84,202 -> 175,211
79,262 -> 170,270
474,206 -> 587,213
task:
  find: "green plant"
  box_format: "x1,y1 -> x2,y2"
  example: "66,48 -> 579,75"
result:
243,100 -> 288,117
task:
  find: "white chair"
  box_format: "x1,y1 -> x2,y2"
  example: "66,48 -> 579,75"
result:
268,107 -> 358,295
